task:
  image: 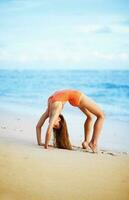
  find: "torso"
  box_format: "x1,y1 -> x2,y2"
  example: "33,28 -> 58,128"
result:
48,89 -> 82,107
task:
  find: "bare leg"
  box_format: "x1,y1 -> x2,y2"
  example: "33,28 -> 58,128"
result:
79,94 -> 105,153
89,114 -> 104,152
79,107 -> 93,150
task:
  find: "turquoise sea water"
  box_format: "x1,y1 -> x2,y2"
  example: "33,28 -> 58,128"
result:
0,69 -> 129,122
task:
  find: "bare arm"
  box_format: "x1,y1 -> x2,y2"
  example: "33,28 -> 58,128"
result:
45,103 -> 62,149
36,109 -> 49,145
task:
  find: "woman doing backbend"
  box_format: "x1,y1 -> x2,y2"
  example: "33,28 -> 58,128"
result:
36,89 -> 105,153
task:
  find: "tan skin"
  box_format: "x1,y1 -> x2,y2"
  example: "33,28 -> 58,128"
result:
36,93 -> 105,152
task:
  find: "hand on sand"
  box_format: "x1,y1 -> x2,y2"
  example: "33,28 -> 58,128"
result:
38,143 -> 45,146
39,143 -> 48,149
38,143 -> 54,149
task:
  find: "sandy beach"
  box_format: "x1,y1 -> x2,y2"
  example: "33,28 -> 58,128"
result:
0,108 -> 129,200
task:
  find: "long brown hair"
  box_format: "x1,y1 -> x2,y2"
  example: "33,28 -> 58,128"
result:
53,114 -> 72,150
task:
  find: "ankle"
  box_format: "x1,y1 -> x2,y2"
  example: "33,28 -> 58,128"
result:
83,140 -> 89,143
82,141 -> 89,149
82,141 -> 89,146
89,140 -> 97,147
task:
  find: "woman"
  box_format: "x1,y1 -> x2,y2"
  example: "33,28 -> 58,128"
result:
36,89 -> 105,152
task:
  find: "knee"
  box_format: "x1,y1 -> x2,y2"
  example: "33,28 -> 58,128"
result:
36,123 -> 41,130
86,114 -> 93,121
97,111 -> 105,120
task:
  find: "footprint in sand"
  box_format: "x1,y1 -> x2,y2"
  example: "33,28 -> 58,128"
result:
101,151 -> 118,156
1,126 -> 6,129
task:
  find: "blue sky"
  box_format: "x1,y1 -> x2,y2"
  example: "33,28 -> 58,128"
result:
0,0 -> 129,70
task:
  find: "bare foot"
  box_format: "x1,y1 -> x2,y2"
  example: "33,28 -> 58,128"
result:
82,141 -> 90,151
89,142 -> 98,153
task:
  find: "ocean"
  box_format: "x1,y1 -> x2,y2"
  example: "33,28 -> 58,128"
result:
0,69 -> 129,152
0,69 -> 129,122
